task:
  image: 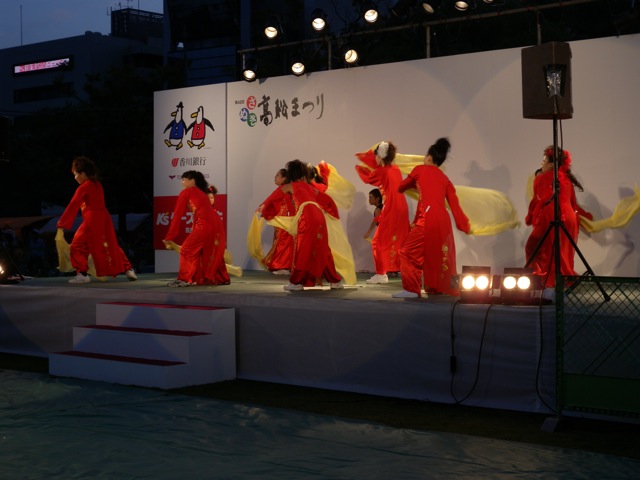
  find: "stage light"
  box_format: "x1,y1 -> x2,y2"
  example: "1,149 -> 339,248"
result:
421,2 -> 437,14
454,1 -> 473,11
363,2 -> 380,23
459,266 -> 493,303
242,55 -> 257,82
343,46 -> 359,65
311,9 -> 327,32
0,262 -> 18,284
289,45 -> 306,76
494,268 -> 541,305
291,58 -> 305,76
264,15 -> 282,39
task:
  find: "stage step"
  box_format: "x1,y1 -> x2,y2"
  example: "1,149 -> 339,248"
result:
72,324 -> 210,362
49,302 -> 236,389
95,301 -> 230,332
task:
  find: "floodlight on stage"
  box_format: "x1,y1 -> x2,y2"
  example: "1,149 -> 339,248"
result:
363,2 -> 380,23
421,2 -> 437,14
343,46 -> 359,65
453,1 -> 475,12
0,263 -> 14,285
494,267 -> 541,305
459,266 -> 493,304
291,59 -> 305,76
264,15 -> 282,39
311,9 -> 327,32
242,55 -> 257,82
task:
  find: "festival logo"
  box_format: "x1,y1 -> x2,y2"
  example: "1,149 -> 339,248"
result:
236,93 -> 325,127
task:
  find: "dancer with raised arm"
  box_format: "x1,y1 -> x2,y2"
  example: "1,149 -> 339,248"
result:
393,138 -> 470,298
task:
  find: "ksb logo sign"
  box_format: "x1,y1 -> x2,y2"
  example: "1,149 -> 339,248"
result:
153,195 -> 228,250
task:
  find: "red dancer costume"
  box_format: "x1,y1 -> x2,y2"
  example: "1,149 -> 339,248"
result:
262,193 -> 295,272
197,203 -> 230,285
395,138 -> 470,297
261,174 -> 342,289
165,176 -> 229,285
398,166 -> 470,296
58,157 -> 133,281
525,148 -> 580,288
355,142 -> 410,278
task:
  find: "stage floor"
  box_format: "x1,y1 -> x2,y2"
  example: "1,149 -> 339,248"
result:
2,270 -> 462,301
0,271 -> 557,414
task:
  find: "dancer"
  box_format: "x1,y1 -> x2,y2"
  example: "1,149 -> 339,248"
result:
363,188 -> 383,242
207,186 -> 242,278
355,141 -> 409,284
259,159 -> 343,291
203,184 -> 232,284
307,163 -> 328,192
525,146 -> 584,288
262,168 -> 295,274
393,138 -> 470,298
163,170 -> 229,287
57,156 -> 137,284
165,185 -> 239,279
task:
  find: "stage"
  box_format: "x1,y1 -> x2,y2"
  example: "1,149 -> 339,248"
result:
0,271 -> 556,414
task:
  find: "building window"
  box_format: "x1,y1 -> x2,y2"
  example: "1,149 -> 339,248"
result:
14,82 -> 74,103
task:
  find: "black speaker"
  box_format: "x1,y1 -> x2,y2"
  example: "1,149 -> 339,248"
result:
0,116 -> 9,162
521,42 -> 573,120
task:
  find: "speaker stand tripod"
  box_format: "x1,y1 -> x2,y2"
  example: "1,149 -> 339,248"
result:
524,115 -> 609,302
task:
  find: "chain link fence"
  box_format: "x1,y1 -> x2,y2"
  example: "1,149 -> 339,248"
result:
560,276 -> 640,417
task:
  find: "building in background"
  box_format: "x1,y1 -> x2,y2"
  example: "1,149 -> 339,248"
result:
0,7 -> 163,117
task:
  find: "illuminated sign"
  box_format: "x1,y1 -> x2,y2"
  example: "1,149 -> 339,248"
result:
13,56 -> 73,75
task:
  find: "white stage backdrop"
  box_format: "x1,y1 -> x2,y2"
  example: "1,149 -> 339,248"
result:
156,34 -> 640,278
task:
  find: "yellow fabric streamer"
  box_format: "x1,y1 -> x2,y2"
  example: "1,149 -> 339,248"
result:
223,249 -> 243,277
456,186 -> 521,235
247,213 -> 266,267
55,228 -> 74,273
163,240 -> 181,254
324,213 -> 357,285
324,162 -> 356,210
580,186 -> 640,233
393,153 -> 426,175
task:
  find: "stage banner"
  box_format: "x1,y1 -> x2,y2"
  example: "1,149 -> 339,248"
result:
153,84 -> 227,273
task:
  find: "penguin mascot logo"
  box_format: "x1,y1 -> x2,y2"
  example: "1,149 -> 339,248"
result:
186,106 -> 215,149
163,101 -> 187,150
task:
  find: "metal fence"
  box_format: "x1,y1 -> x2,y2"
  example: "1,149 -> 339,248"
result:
560,275 -> 640,417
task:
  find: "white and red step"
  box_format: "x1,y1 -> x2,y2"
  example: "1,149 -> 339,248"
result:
49,302 -> 236,389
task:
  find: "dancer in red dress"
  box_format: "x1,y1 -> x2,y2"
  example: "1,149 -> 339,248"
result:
525,146 -> 585,288
201,184 -> 230,285
57,156 -> 137,284
163,170 -> 229,287
260,160 -> 343,291
355,141 -> 410,284
261,169 -> 295,274
393,138 -> 470,298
